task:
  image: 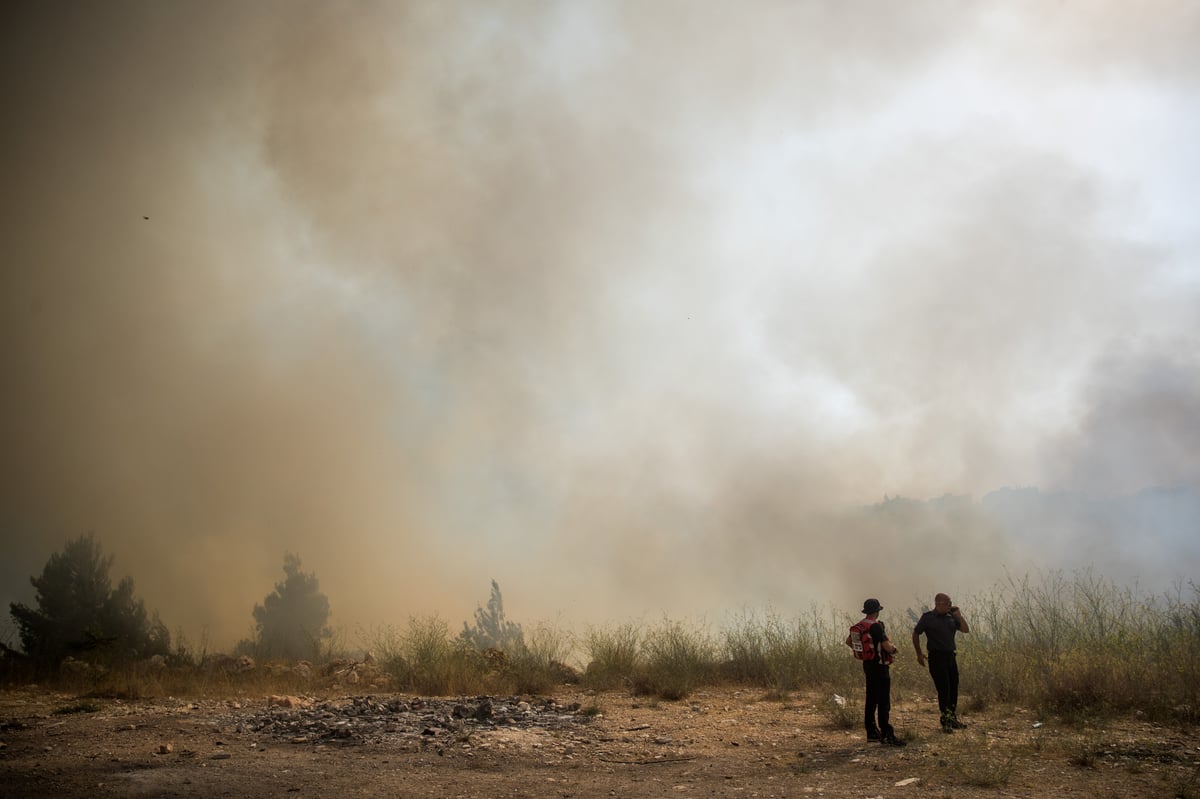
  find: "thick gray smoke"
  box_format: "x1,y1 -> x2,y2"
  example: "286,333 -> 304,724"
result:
2,2 -> 1198,648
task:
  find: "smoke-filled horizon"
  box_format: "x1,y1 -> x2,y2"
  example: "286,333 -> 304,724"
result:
3,2 -> 1198,650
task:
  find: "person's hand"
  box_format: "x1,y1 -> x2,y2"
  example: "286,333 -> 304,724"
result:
950,606 -> 961,616
916,652 -> 926,667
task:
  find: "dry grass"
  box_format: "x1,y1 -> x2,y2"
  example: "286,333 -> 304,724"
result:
5,572 -> 1198,729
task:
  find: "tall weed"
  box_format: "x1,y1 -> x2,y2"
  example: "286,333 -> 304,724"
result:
583,622 -> 641,690
633,618 -> 717,700
964,572 -> 1200,722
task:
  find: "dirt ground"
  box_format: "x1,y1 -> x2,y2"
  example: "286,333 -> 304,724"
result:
1,684 -> 1197,799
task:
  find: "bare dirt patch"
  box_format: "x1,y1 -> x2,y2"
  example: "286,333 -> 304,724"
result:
1,686 -> 1196,798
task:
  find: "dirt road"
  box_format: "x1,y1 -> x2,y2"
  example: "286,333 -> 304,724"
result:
1,685 -> 1194,798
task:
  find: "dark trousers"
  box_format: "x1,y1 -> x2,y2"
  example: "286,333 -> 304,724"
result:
927,650 -> 959,720
862,660 -> 892,735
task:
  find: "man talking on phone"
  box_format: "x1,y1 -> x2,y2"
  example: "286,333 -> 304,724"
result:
912,593 -> 970,733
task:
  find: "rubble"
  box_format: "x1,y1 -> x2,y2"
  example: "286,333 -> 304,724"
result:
229,695 -> 590,747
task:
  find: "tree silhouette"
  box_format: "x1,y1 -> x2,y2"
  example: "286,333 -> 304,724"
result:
9,533 -> 169,670
248,553 -> 330,661
460,580 -> 524,651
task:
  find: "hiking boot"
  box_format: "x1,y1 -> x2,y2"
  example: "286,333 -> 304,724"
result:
880,733 -> 907,747
941,720 -> 955,734
866,729 -> 881,742
949,717 -> 968,730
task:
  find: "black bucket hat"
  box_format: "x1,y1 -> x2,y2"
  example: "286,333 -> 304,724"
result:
862,598 -> 882,614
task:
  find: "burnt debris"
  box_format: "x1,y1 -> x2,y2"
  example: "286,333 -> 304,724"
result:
230,695 -> 588,746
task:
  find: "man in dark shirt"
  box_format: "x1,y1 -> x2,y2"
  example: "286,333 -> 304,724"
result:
912,592 -> 970,733
846,598 -> 905,746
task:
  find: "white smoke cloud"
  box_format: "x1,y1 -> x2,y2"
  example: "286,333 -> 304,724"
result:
1,1 -> 1197,646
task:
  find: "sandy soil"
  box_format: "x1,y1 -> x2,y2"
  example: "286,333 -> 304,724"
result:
1,685 -> 1196,798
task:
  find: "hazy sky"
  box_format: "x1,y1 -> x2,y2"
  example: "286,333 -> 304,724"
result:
3,1 -> 1198,649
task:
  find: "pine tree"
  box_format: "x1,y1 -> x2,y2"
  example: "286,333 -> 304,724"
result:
460,580 -> 524,651
249,553 -> 331,661
9,533 -> 169,670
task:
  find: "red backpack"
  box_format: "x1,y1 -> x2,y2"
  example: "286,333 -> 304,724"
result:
849,619 -> 893,665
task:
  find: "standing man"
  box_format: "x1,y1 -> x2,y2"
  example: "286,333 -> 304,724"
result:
846,598 -> 906,746
912,593 -> 970,733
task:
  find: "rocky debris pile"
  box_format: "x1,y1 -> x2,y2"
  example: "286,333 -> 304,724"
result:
228,695 -> 590,747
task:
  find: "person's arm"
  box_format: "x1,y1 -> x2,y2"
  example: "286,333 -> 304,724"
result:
912,615 -> 927,664
951,606 -> 970,634
911,629 -> 926,666
871,622 -> 897,655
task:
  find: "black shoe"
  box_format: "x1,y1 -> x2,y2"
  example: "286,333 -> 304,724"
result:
866,729 -> 881,741
949,718 -> 967,730
881,734 -> 907,747
941,721 -> 955,734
